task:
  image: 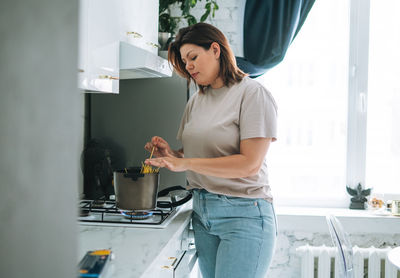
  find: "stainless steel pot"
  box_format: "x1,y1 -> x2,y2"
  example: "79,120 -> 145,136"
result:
114,167 -> 159,210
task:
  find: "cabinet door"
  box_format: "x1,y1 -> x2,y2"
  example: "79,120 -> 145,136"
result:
87,0 -> 119,93
119,0 -> 159,55
77,0 -> 159,93
77,0 -> 119,93
77,0 -> 89,90
78,0 -> 119,93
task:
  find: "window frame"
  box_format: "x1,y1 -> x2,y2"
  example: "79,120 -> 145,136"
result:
346,0 -> 370,192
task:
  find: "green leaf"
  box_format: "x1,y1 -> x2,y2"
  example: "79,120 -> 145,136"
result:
159,14 -> 171,32
159,13 -> 181,34
181,0 -> 190,15
212,3 -> 219,17
159,0 -> 169,13
200,10 -> 210,22
185,15 -> 197,26
210,2 -> 217,17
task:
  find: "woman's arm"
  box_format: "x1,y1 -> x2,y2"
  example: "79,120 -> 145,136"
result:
145,137 -> 271,178
173,148 -> 184,158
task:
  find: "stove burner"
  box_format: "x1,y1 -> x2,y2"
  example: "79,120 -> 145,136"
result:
120,211 -> 154,220
91,200 -> 106,208
80,208 -> 90,217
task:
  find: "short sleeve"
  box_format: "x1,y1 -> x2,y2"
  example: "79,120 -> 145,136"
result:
239,85 -> 278,141
176,93 -> 196,142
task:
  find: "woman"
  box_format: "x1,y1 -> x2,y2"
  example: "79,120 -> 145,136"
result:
144,23 -> 277,278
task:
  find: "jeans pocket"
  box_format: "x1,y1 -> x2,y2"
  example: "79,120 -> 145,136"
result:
271,204 -> 278,236
255,200 -> 278,235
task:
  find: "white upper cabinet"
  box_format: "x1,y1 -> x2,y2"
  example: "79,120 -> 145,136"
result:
78,0 -> 170,94
78,0 -> 88,75
119,0 -> 159,55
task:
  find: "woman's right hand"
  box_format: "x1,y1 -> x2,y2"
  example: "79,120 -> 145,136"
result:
144,136 -> 173,158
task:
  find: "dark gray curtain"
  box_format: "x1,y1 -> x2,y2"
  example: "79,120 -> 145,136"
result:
236,0 -> 315,78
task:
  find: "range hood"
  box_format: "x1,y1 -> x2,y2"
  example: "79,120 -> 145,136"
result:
119,42 -> 172,79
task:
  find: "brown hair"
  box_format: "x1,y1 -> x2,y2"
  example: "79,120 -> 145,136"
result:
168,23 -> 247,93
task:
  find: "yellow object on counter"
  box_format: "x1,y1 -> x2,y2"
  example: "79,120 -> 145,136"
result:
90,249 -> 111,256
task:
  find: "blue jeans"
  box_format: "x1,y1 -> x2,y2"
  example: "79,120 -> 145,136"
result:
191,189 -> 277,278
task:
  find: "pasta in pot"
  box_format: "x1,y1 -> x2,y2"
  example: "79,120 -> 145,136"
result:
140,146 -> 159,174
140,162 -> 159,174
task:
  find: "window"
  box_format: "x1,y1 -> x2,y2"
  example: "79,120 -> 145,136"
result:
366,0 -> 400,196
257,0 -> 400,207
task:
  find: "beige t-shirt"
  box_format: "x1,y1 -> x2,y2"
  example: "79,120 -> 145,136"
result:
176,76 -> 277,202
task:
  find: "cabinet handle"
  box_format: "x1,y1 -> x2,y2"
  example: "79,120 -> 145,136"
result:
126,31 -> 142,38
78,69 -> 84,73
146,42 -> 160,49
162,257 -> 178,269
98,75 -> 119,80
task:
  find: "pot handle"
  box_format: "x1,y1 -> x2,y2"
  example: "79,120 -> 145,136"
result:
157,185 -> 186,197
157,186 -> 192,208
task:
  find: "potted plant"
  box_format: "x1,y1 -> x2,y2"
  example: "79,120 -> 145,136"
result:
158,0 -> 219,50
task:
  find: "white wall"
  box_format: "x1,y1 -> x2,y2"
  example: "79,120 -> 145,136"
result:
0,0 -> 84,277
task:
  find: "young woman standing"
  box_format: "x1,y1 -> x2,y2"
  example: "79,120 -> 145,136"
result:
144,23 -> 278,278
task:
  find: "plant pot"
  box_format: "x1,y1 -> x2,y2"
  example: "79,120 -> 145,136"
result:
158,32 -> 173,51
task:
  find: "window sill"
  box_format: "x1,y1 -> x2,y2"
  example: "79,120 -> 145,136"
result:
274,206 -> 400,234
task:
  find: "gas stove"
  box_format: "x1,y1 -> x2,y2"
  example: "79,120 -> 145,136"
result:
78,198 -> 180,229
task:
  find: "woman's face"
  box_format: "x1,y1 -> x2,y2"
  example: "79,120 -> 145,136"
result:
180,43 -> 223,88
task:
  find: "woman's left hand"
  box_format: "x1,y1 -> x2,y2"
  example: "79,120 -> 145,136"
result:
145,157 -> 189,172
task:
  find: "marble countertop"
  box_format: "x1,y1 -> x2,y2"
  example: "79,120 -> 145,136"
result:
78,202 -> 193,278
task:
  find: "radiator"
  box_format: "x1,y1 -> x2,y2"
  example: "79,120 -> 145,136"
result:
296,245 -> 399,278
